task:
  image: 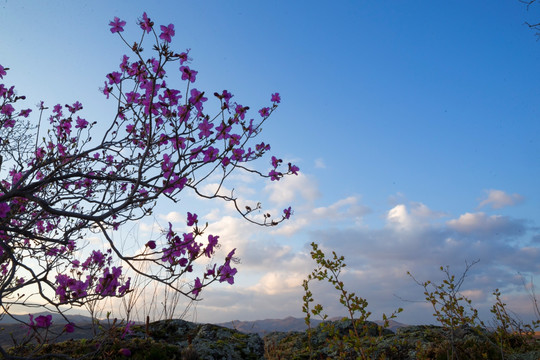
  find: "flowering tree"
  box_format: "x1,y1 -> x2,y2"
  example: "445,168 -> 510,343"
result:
0,12 -> 297,345
521,0 -> 540,37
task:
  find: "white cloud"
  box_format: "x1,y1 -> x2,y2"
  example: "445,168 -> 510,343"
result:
447,212 -> 487,232
301,196 -> 538,324
478,189 -> 524,209
199,183 -> 231,197
265,173 -> 320,206
248,271 -> 306,295
314,158 -> 326,169
386,204 -> 415,231
271,196 -> 370,236
100,177 -> 537,327
386,202 -> 444,232
460,289 -> 487,302
204,215 -> 252,250
159,211 -> 184,224
312,196 -> 370,221
271,217 -> 310,236
86,235 -> 104,246
410,202 -> 447,219
188,286 -> 306,323
204,208 -> 222,222
203,214 -> 299,271
446,212 -> 523,236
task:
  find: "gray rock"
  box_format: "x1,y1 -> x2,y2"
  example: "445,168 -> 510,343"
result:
263,319 -> 540,360
130,319 -> 265,360
263,319 -> 395,359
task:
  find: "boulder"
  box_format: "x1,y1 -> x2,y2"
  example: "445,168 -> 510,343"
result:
132,319 -> 265,360
263,320 -> 540,360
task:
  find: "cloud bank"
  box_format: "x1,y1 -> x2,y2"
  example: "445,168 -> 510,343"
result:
129,176 -> 538,326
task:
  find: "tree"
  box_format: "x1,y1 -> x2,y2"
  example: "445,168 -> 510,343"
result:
520,0 -> 540,37
0,12 -> 297,353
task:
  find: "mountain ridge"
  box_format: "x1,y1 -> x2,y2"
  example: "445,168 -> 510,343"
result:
1,312 -> 408,339
217,316 -> 408,336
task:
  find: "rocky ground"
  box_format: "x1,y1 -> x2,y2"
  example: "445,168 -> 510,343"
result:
2,318 -> 540,359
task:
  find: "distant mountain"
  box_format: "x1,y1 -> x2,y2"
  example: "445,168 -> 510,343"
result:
218,316 -> 310,335
217,316 -> 408,336
1,312 -> 409,346
0,311 -> 94,325
0,312 -> 96,348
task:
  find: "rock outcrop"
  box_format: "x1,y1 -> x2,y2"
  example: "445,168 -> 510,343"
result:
263,320 -> 540,360
131,319 -> 265,359
4,317 -> 540,359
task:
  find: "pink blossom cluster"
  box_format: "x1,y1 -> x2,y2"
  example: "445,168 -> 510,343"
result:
0,12 -> 298,342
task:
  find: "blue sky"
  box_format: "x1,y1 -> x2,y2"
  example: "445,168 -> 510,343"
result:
1,1 -> 540,326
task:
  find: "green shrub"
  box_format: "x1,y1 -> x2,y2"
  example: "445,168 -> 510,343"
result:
302,242 -> 402,359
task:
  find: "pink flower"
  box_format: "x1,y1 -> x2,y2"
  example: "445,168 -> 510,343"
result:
235,104 -> 247,120
205,264 -> 216,278
102,81 -> 112,98
66,101 -> 83,113
271,93 -> 281,103
187,212 -> 198,226
256,142 -> 270,152
3,119 -> 15,128
145,240 -> 156,250
205,235 -> 219,257
203,147 -> 219,163
229,134 -> 241,147
1,104 -> 15,117
57,143 -> 67,157
75,117 -> 88,129
271,156 -> 282,168
107,72 -> 122,85
288,163 -> 299,175
216,122 -> 231,140
52,104 -> 62,115
109,17 -> 126,33
160,88 -> 181,106
9,169 -> 22,184
189,88 -> 207,112
119,348 -> 132,357
34,315 -> 52,328
192,277 -> 202,296
139,12 -> 153,33
218,261 -> 237,285
19,109 -> 31,117
180,66 -> 197,83
269,169 -> 282,181
0,203 -> 10,218
126,92 -> 141,104
221,90 -> 232,104
0,65 -> 6,79
120,55 -> 130,71
178,51 -> 190,64
258,107 -> 270,117
64,323 -> 75,333
159,24 -> 175,43
283,207 -> 292,219
121,321 -> 134,339
36,147 -> 46,160
118,278 -> 131,296
197,117 -> 214,139
178,105 -> 190,123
